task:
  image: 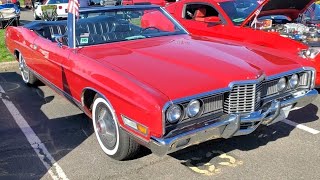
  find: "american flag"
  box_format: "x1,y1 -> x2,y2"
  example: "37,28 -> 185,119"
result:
251,7 -> 263,28
67,0 -> 79,17
254,7 -> 262,16
307,3 -> 315,20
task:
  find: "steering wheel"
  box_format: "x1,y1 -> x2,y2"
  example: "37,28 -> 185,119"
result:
141,26 -> 161,33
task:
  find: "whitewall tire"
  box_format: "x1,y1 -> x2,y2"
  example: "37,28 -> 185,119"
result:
92,96 -> 140,160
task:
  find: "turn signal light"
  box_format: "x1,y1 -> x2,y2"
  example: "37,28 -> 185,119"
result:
122,115 -> 148,135
137,124 -> 148,135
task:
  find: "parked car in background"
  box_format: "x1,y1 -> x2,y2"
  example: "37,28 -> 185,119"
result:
121,0 -> 175,6
165,0 -> 320,86
297,1 -> 320,25
33,0 -> 68,20
0,3 -> 20,28
5,5 -> 318,160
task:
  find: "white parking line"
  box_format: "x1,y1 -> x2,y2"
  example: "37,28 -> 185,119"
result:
0,85 -> 69,180
282,119 -> 320,135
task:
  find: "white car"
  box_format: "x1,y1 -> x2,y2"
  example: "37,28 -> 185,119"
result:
34,0 -> 68,20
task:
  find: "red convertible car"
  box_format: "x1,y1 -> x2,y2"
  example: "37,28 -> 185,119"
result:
165,0 -> 320,85
5,5 -> 318,160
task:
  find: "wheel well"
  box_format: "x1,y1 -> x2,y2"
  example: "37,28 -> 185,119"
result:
82,89 -> 98,112
14,50 -> 20,60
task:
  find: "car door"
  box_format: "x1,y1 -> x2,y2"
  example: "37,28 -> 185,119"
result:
169,0 -> 247,41
32,36 -> 71,91
171,1 -> 223,33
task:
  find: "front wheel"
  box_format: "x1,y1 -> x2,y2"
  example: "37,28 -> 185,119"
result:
92,96 -> 140,160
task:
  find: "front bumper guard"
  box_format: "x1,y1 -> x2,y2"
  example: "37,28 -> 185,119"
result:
149,89 -> 318,156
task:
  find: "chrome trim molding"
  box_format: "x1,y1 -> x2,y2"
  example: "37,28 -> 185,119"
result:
161,67 -> 315,136
30,68 -> 82,108
121,114 -> 149,137
153,89 -> 318,156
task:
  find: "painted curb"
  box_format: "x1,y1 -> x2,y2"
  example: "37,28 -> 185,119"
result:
0,61 -> 18,72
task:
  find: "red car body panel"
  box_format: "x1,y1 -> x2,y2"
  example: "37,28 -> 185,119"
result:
4,15 -> 315,142
165,0 -> 320,85
5,26 -> 169,139
79,35 -> 310,100
165,0 -> 309,52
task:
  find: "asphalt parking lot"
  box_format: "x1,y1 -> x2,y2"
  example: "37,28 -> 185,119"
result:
1,64 -> 320,180
2,9 -> 320,180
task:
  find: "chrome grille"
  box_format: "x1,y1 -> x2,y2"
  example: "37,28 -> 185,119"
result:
299,72 -> 309,87
224,84 -> 258,113
203,94 -> 224,114
223,72 -> 311,114
260,72 -> 310,98
261,80 -> 278,98
180,94 -> 224,121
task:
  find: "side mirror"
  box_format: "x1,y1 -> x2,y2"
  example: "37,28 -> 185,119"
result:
52,34 -> 64,48
204,16 -> 221,24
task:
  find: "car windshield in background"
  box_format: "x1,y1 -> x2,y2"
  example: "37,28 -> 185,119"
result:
47,0 -> 69,4
76,7 -> 187,46
219,0 -> 260,25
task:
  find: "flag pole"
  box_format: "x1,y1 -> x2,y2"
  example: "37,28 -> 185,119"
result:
73,13 -> 76,49
67,0 -> 79,49
67,12 -> 73,48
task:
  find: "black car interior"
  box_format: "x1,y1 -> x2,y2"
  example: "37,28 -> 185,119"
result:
26,15 -> 140,46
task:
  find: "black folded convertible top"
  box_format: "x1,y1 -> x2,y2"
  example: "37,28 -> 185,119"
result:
24,20 -> 67,31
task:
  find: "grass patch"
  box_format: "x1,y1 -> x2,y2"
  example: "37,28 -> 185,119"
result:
0,29 -> 14,62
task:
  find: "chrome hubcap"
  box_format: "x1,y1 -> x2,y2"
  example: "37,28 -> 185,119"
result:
95,105 -> 117,148
19,56 -> 29,82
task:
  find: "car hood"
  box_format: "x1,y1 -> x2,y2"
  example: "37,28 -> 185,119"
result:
78,35 -> 306,100
242,0 -> 314,26
262,0 -> 314,12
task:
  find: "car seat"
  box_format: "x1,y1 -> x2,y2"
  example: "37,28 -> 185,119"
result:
194,8 -> 206,22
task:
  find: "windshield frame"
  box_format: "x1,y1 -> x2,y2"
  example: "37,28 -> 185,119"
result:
73,6 -> 189,48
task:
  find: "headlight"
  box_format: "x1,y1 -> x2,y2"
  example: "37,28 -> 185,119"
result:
166,104 -> 182,123
186,100 -> 201,118
289,74 -> 299,89
277,77 -> 287,92
299,48 -> 320,59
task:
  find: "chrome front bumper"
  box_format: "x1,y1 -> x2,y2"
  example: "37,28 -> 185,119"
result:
149,89 -> 318,156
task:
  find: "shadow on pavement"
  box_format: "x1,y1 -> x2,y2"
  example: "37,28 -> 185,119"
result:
0,71 -> 94,179
169,103 -> 319,172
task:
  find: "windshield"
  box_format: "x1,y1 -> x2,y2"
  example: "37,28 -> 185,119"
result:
75,7 -> 187,46
219,0 -> 261,25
